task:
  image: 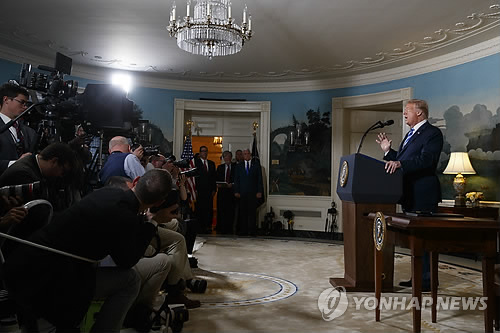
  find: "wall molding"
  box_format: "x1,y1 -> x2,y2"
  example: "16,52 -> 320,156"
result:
69,36 -> 500,93
0,36 -> 498,94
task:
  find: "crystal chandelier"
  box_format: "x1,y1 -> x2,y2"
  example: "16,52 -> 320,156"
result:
167,0 -> 253,59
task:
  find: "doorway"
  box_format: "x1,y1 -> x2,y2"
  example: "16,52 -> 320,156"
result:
173,99 -> 271,229
332,87 -> 413,233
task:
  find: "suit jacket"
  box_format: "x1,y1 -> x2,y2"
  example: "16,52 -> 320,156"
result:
0,153 -> 42,187
0,117 -> 38,175
195,158 -> 216,196
216,163 -> 236,185
234,159 -> 264,196
384,121 -> 443,212
4,188 -> 156,327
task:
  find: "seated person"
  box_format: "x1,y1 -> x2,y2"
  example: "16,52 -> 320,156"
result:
106,176 -> 205,309
3,169 -> 171,332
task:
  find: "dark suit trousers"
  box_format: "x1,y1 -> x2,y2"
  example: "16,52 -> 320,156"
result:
217,189 -> 235,234
196,192 -> 213,232
237,194 -> 257,236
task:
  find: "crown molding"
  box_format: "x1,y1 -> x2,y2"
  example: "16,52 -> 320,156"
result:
120,36 -> 500,93
1,3 -> 497,82
0,36 -> 498,93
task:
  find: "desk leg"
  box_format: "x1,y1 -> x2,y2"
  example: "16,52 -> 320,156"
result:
483,256 -> 495,333
375,247 -> 383,322
430,252 -> 438,323
412,250 -> 422,333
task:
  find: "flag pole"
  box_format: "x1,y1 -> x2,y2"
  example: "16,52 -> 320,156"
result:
252,121 -> 259,160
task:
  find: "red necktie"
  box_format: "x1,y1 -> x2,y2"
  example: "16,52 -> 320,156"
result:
204,160 -> 208,172
13,122 -> 25,157
225,165 -> 230,183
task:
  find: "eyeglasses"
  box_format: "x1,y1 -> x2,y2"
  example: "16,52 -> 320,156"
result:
10,98 -> 29,107
200,149 -> 208,153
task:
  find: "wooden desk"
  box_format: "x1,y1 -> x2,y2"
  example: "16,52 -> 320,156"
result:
369,212 -> 499,333
438,206 -> 499,220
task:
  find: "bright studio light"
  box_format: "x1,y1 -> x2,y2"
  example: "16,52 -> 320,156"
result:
111,73 -> 132,93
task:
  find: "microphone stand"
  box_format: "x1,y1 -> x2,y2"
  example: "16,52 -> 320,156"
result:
0,101 -> 47,135
356,121 -> 382,154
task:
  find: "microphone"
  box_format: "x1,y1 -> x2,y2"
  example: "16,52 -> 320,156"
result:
356,119 -> 394,154
374,119 -> 394,129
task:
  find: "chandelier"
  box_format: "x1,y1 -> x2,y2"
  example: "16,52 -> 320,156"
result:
167,0 -> 253,59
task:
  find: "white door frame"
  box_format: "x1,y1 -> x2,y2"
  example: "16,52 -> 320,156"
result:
173,98 -> 271,190
331,87 -> 413,232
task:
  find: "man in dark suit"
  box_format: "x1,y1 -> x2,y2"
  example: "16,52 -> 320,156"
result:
377,98 -> 444,290
233,149 -> 264,236
377,99 -> 443,212
0,83 -> 38,175
0,142 -> 76,189
216,151 -> 236,234
194,146 -> 216,233
0,142 -> 77,257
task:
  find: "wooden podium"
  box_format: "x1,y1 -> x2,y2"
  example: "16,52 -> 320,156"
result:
331,153 -> 402,291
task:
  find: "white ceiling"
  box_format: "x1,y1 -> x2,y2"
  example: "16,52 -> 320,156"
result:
0,0 -> 498,83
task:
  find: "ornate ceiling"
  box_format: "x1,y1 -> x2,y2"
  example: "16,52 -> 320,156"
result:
0,0 -> 498,84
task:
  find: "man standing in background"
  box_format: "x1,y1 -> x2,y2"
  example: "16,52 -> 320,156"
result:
234,149 -> 263,236
216,151 -> 236,234
194,146 -> 216,233
234,149 -> 243,164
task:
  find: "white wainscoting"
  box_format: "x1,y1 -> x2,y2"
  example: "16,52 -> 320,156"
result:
265,195 -> 333,232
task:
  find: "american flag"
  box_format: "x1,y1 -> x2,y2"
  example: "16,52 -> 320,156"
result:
181,135 -> 197,207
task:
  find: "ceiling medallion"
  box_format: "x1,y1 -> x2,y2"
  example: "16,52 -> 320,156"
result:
167,0 -> 253,59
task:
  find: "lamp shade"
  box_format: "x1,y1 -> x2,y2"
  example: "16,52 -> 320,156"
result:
443,152 -> 476,175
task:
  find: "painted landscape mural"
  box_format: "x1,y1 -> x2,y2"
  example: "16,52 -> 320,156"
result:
269,108 -> 332,196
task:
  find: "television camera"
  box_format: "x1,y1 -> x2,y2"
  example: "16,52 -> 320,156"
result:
11,52 -> 137,148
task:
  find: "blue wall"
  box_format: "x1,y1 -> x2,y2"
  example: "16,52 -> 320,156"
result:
1,54 -> 499,139
1,53 -> 499,200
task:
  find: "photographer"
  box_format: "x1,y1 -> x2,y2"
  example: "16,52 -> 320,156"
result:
163,156 -> 188,201
0,142 -> 77,257
0,83 -> 38,175
107,176 -> 204,310
149,154 -> 166,170
99,136 -> 145,185
3,169 -> 171,332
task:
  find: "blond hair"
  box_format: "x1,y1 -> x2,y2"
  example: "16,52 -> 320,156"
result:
406,99 -> 429,119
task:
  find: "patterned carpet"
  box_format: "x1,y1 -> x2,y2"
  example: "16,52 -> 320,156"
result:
183,236 -> 487,333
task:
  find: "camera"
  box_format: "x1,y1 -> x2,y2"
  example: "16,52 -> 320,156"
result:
15,52 -> 137,146
180,167 -> 199,178
163,304 -> 189,333
172,159 -> 190,168
143,145 -> 160,156
150,189 -> 180,214
0,181 -> 47,203
19,52 -> 78,100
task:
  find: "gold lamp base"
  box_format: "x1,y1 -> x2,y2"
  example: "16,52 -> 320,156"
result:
453,173 -> 466,207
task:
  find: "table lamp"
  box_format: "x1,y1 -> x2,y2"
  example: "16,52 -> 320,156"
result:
443,152 -> 476,207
